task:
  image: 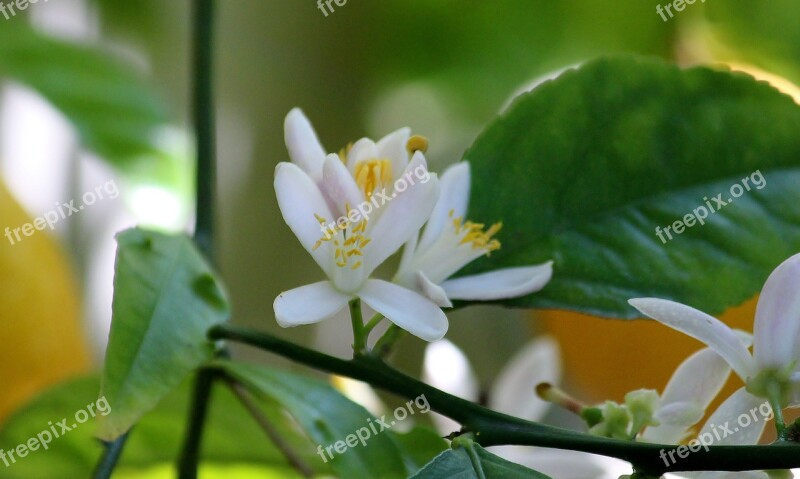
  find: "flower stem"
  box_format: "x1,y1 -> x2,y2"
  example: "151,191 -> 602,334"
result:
372,324 -> 404,358
363,313 -> 384,335
208,323 -> 800,476
766,381 -> 788,441
349,298 -> 366,355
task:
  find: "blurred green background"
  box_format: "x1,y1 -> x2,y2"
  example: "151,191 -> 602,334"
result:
2,0 -> 800,436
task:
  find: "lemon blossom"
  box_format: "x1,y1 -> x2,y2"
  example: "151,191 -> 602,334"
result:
629,252 -> 800,409
642,334 -> 753,444
394,161 -> 553,307
666,388 -> 772,479
423,338 -> 630,479
273,112 -> 448,342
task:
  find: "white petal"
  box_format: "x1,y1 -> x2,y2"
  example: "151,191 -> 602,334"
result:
416,271 -> 453,308
441,263 -> 553,302
376,127 -> 411,180
753,252 -> 800,370
643,348 -> 732,444
423,339 -> 479,435
321,153 -> 365,217
362,156 -> 439,275
359,279 -> 448,342
273,281 -> 351,327
697,388 -> 768,446
418,161 -> 471,252
489,336 -> 561,421
347,138 -> 378,172
284,108 -> 326,181
628,298 -> 755,381
274,162 -> 335,277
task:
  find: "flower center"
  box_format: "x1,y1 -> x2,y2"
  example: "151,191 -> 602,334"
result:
354,159 -> 392,199
312,207 -> 370,270
450,209 -> 502,253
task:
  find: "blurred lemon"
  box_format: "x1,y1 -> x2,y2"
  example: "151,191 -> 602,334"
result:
0,179 -> 89,420
538,297 -> 757,406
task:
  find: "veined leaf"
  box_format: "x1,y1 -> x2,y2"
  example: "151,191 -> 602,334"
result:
214,359 -> 415,479
462,55 -> 800,317
97,228 -> 229,440
410,443 -> 552,479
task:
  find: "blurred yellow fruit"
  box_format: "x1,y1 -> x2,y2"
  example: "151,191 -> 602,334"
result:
0,179 -> 90,420
538,297 -> 757,405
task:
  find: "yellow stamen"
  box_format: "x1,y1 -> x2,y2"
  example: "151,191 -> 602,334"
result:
448,210 -> 502,254
406,135 -> 429,154
338,142 -> 353,163
354,159 -> 393,199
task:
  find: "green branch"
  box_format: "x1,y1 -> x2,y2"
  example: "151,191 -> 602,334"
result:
179,0 -> 218,477
208,323 -> 800,476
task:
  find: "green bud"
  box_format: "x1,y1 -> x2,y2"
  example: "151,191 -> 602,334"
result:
588,401 -> 631,440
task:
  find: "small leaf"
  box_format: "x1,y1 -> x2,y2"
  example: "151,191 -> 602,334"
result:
215,359 -> 412,479
97,228 -> 229,440
410,443 -> 552,479
393,427 -> 449,473
462,55 -> 800,317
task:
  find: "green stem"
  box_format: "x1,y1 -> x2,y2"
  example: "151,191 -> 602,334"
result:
178,368 -> 216,479
179,1 -> 217,477
766,381 -> 788,441
91,432 -> 130,479
363,313 -> 384,335
349,298 -> 366,355
192,0 -> 217,262
372,324 -> 404,358
207,323 -> 800,476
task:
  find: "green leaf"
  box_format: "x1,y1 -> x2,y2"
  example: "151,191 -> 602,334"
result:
410,443 -> 552,479
394,427 -> 449,472
214,359 -> 413,479
0,24 -> 168,172
462,55 -> 800,317
0,376 -> 325,478
97,228 -> 229,440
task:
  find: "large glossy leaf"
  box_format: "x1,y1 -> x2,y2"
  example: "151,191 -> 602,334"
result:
0,377 -> 325,478
461,55 -> 800,318
214,360 -> 415,479
0,24 -> 167,171
410,443 -> 551,479
97,228 -> 229,440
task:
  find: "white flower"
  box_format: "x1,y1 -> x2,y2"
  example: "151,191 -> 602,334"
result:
273,110 -> 448,342
642,334 -> 752,444
666,388 -> 773,479
394,161 -> 553,307
629,252 -> 800,408
422,338 -> 630,479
